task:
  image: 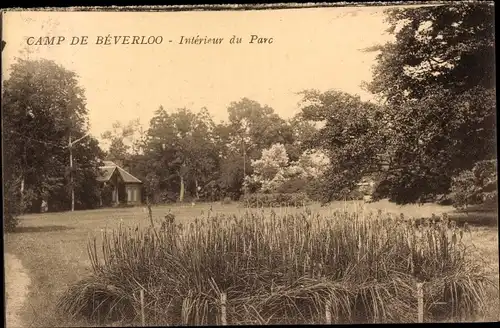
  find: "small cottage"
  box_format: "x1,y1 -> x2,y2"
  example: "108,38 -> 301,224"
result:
97,161 -> 143,206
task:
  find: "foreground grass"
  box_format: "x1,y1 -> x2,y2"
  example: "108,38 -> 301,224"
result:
4,200 -> 498,326
60,205 -> 495,324
5,203 -> 238,327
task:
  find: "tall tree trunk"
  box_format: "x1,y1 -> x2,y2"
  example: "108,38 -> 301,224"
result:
19,175 -> 25,213
69,134 -> 75,211
195,179 -> 200,200
179,175 -> 185,203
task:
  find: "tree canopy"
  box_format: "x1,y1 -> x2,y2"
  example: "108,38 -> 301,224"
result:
368,3 -> 494,104
365,3 -> 496,203
298,89 -> 387,201
142,107 -> 220,202
3,58 -> 104,222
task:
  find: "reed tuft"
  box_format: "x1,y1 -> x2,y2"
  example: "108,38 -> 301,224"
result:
57,208 -> 492,325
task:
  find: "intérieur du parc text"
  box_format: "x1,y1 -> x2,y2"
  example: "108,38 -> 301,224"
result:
26,35 -> 274,46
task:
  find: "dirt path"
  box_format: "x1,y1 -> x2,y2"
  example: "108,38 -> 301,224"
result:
5,253 -> 31,328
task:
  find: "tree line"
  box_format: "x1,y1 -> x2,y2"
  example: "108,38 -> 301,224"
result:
3,3 -> 496,230
101,99 -> 322,204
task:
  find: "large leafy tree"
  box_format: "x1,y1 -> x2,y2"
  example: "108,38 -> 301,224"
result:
227,98 -> 294,161
216,154 -> 250,200
101,119 -> 142,164
50,136 -> 105,212
145,107 -> 220,202
211,122 -> 251,200
366,3 -> 496,203
2,58 -> 104,219
100,118 -> 149,203
368,3 -> 494,104
286,113 -> 318,161
298,89 -> 387,201
219,98 -> 294,197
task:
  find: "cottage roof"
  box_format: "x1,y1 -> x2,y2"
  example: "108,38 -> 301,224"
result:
97,161 -> 142,184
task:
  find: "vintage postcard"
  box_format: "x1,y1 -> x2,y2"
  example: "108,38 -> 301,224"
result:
2,3 -> 497,327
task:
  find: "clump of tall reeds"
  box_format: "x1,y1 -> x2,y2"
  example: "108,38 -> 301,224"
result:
57,208 -> 492,325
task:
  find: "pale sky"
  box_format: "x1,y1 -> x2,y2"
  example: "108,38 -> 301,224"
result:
2,6 -> 400,148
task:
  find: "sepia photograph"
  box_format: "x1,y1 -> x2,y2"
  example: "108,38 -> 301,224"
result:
2,2 -> 498,327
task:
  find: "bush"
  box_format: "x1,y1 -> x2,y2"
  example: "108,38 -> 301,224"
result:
3,208 -> 20,232
275,178 -> 309,194
3,176 -> 27,232
58,209 -> 492,325
436,194 -> 454,206
346,189 -> 365,201
158,191 -> 178,204
304,179 -> 325,202
241,192 -> 311,208
221,197 -> 232,205
371,178 -> 391,201
451,160 -> 497,209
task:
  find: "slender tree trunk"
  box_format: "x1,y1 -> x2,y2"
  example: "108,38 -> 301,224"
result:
68,132 -> 89,211
22,140 -> 27,200
179,175 -> 185,203
20,175 -> 25,212
195,179 -> 200,200
242,138 -> 246,178
69,134 -> 75,211
242,137 -> 247,196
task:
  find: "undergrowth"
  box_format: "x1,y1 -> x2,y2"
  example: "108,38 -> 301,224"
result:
241,192 -> 311,208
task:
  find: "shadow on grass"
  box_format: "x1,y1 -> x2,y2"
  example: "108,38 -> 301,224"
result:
449,202 -> 498,227
448,212 -> 498,227
454,201 -> 498,212
13,225 -> 75,233
414,201 -> 499,227
415,212 -> 498,227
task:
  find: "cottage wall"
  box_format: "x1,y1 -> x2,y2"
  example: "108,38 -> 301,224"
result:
125,184 -> 142,204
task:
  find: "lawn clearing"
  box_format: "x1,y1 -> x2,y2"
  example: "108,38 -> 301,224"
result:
3,200 -> 498,326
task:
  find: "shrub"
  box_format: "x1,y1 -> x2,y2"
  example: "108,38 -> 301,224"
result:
3,204 -> 20,232
158,191 -> 178,204
58,209 -> 492,325
346,189 -> 365,201
3,176 -> 28,232
371,177 -> 391,201
159,212 -> 176,231
451,160 -> 498,209
241,192 -> 311,208
304,179 -> 325,202
436,194 -> 454,206
275,177 -> 309,194
221,197 -> 232,205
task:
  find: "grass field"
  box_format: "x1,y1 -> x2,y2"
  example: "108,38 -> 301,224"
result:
4,200 -> 499,326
